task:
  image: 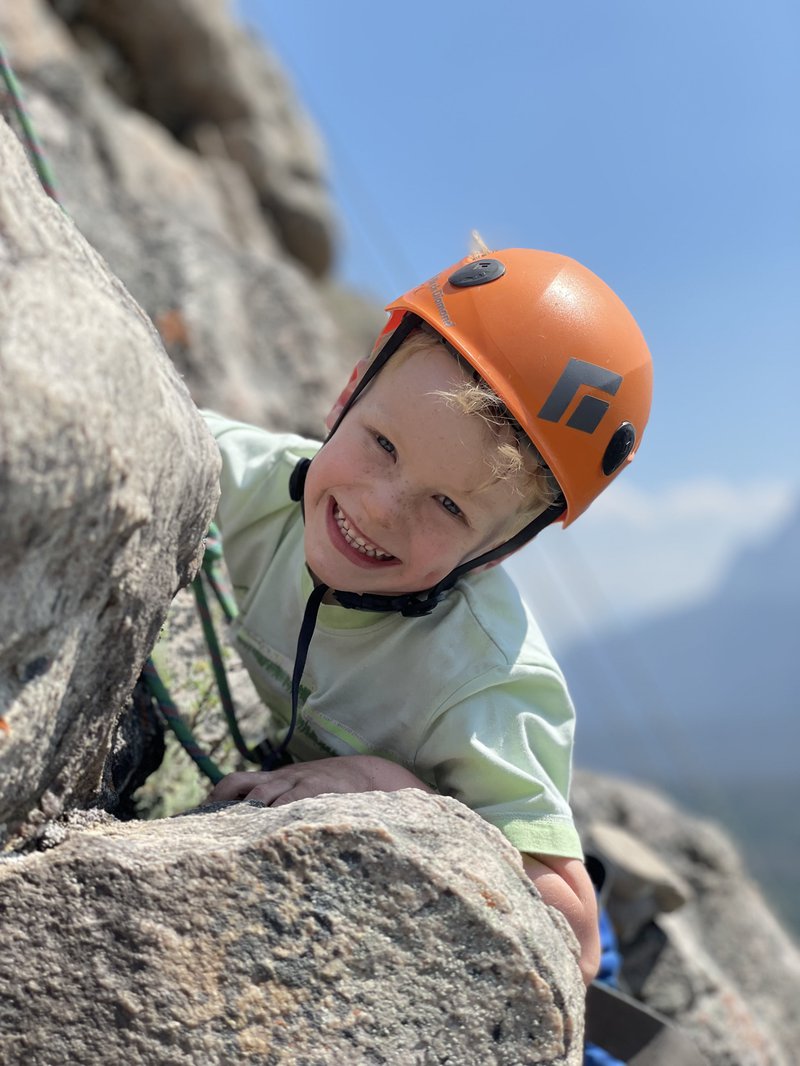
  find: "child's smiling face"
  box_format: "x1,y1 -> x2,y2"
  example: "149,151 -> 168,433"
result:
302,342 -> 532,596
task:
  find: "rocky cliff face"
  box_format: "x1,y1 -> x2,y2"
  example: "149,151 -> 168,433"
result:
0,93 -> 220,846
1,2 -> 798,1064
3,0 -> 380,439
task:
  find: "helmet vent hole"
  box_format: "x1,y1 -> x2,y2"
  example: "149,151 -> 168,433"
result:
448,259 -> 506,288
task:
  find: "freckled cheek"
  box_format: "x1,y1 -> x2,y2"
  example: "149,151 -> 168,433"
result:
309,438 -> 374,501
306,452 -> 347,504
410,530 -> 465,582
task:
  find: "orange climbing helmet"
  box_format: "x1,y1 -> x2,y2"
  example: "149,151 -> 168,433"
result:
382,248 -> 653,526
294,245 -> 654,614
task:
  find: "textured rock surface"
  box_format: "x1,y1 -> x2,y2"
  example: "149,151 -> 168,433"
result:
0,791 -> 585,1065
55,0 -> 337,276
0,0 -> 353,437
573,771 -> 800,1066
0,117 -> 220,843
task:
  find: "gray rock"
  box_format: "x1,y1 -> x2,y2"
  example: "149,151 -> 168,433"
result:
52,0 -> 336,276
0,115 -> 220,843
573,770 -> 800,1066
318,278 -> 388,369
585,821 -> 692,943
1,0 -> 351,439
0,791 -> 585,1065
0,0 -> 76,70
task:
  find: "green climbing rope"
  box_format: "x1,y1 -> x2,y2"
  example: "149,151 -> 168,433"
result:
141,521 -> 272,786
193,547 -> 274,767
0,40 -> 60,203
199,523 -> 239,622
141,657 -> 224,785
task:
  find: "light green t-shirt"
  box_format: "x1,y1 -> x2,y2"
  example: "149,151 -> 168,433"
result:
205,411 -> 583,860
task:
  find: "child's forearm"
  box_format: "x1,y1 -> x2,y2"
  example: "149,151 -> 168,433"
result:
521,853 -> 600,986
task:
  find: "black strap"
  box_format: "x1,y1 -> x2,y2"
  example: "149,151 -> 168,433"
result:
586,982 -> 710,1065
261,581 -> 329,770
325,313 -> 421,439
289,461 -> 564,617
420,500 -> 566,597
326,499 -> 565,617
331,586 -> 445,617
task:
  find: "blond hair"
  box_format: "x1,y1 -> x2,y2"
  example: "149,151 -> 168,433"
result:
372,323 -> 562,518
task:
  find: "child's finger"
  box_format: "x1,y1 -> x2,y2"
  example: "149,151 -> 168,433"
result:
203,770 -> 274,803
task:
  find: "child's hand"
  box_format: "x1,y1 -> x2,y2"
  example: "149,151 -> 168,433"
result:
204,755 -> 434,808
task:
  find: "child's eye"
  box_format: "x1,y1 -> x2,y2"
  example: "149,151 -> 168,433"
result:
436,495 -> 463,519
375,434 -> 396,456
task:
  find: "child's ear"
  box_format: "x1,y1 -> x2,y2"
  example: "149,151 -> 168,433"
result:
325,358 -> 370,431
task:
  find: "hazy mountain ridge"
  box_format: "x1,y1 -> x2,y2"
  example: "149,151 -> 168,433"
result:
713,503 -> 800,605
561,500 -> 799,780
560,501 -> 800,931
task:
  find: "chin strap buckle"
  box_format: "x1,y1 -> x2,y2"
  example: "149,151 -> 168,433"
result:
330,588 -> 446,617
398,593 -> 444,617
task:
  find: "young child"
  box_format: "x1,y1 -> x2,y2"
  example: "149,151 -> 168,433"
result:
203,246 -> 653,984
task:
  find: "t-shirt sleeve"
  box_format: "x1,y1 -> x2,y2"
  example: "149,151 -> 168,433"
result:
415,663 -> 583,860
201,411 -> 317,538
200,411 -> 319,597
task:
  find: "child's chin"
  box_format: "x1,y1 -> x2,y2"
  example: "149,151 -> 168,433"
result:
307,560 -> 398,593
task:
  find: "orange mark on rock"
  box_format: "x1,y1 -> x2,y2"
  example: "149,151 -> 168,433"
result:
480,888 -> 498,909
155,308 -> 191,347
0,718 -> 10,734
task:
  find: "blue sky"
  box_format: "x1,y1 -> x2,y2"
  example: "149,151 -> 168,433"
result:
237,1 -> 798,645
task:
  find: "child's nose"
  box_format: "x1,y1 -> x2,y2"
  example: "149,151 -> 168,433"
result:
362,483 -> 403,529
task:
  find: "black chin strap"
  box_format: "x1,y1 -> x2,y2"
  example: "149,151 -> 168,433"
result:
326,313 -> 421,439
261,579 -> 329,769
327,500 -> 565,616
290,453 -> 565,617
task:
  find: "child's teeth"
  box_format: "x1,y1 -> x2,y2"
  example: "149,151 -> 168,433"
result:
334,504 -> 393,560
